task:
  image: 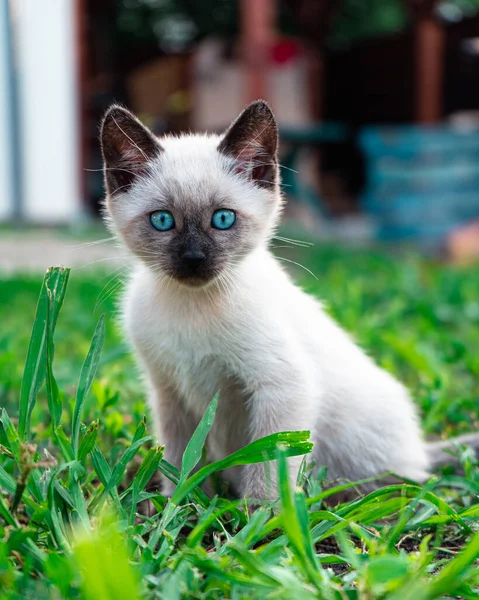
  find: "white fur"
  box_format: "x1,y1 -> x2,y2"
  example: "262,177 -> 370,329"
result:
106,127 -> 430,501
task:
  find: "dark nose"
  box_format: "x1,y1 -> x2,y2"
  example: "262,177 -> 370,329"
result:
182,249 -> 206,263
181,249 -> 207,275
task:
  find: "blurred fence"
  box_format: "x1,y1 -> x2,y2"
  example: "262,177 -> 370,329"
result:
360,125 -> 479,240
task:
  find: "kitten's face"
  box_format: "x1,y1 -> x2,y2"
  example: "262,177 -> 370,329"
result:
101,101 -> 281,287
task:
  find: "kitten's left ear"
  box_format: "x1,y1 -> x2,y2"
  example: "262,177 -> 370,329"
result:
218,100 -> 278,189
100,105 -> 163,197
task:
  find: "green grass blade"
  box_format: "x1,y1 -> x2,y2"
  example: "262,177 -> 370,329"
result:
422,531 -> 479,599
294,490 -> 317,567
131,445 -> 164,495
70,473 -> 91,532
131,415 -> 147,443
55,425 -> 74,462
126,445 -> 164,523
0,465 -> 16,495
90,438 -> 150,517
47,468 -> 72,550
44,283 -> 62,430
78,421 -> 99,462
0,408 -> 43,503
103,435 -> 153,496
187,500 -> 241,548
89,445 -> 125,514
277,446 -> 325,594
0,408 -> 21,462
171,431 -> 312,505
157,459 -> 180,486
180,392 -> 218,480
386,530 -> 479,600
73,514 -> 141,600
0,494 -> 18,527
91,445 -> 112,487
72,314 -> 106,457
18,267 -> 70,440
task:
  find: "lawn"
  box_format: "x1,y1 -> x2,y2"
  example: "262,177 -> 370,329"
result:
1,242 -> 479,599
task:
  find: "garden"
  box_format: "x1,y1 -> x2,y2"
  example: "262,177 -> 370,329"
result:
1,241 -> 479,598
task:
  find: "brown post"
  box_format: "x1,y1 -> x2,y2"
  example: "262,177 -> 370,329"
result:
305,46 -> 323,121
403,1 -> 444,123
415,15 -> 445,123
240,0 -> 275,103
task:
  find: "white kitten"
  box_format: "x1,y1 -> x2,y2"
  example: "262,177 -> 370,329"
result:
100,100 -> 467,502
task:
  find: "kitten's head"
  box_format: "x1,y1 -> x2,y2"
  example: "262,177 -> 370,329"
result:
100,100 -> 281,287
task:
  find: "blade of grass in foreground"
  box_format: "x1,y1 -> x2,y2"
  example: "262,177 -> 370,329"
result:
72,314 -> 106,458
277,445 -> 327,596
386,529 -> 479,600
45,287 -> 62,431
171,431 -> 313,506
180,392 -> 218,480
18,267 -> 70,440
73,513 -> 141,600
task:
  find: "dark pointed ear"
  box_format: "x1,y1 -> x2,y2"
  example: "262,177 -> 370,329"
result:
218,100 -> 278,189
100,105 -> 162,196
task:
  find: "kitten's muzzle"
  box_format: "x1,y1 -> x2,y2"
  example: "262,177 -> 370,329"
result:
173,248 -> 216,285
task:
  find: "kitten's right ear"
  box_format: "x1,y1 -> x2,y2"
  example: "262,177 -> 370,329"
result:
100,105 -> 163,196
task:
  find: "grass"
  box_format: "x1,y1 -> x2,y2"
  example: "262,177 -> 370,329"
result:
1,243 -> 479,599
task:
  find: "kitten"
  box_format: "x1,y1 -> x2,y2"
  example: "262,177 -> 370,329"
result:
100,100 -> 476,502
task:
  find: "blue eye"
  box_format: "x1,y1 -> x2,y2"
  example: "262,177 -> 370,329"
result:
212,209 -> 236,230
150,211 -> 175,231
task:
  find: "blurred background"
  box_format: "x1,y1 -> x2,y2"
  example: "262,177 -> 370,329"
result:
1,0 -> 479,265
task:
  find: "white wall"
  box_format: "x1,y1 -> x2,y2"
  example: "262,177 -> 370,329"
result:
0,0 -> 15,220
15,0 -> 81,222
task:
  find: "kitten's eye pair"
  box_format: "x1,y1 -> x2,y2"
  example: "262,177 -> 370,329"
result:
150,209 -> 236,232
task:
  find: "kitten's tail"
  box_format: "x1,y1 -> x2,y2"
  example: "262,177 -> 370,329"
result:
427,433 -> 479,470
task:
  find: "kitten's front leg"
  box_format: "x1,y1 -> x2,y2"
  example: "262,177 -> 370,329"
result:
150,384 -> 198,497
242,383 -> 314,504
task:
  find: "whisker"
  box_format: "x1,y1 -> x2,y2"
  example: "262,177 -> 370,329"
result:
65,236 -> 117,250
270,245 -> 300,250
221,267 -> 243,302
276,256 -> 318,281
75,255 -> 131,270
94,269 -> 128,311
204,285 -> 217,313
255,180 -> 291,188
85,167 -> 139,176
98,264 -> 129,283
278,163 -> 298,174
273,235 -> 314,248
220,273 -> 235,307
250,158 -> 299,174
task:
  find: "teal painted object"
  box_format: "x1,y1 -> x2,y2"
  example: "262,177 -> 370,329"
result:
359,125 -> 479,240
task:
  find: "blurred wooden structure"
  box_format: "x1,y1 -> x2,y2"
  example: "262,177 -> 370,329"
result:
290,0 -> 464,125
403,1 -> 445,123
241,0 -> 275,102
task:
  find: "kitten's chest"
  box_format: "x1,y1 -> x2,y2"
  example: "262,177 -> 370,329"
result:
161,327 -> 227,409
129,296 -> 237,413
